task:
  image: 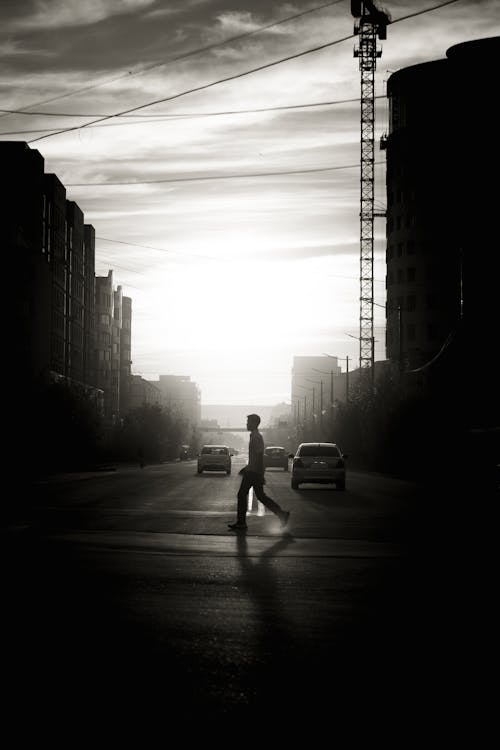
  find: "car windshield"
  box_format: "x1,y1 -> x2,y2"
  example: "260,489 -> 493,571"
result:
266,448 -> 284,455
298,445 -> 340,457
201,446 -> 229,455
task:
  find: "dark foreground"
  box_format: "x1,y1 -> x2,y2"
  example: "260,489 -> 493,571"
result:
3,462 -> 495,738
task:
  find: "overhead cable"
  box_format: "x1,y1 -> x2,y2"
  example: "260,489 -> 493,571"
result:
66,162 -> 388,186
4,0 -> 344,117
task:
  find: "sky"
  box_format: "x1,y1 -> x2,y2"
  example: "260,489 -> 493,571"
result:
1,0 -> 499,404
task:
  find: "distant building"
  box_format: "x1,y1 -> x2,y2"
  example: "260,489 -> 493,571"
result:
83,225 -> 96,387
150,375 -> 201,426
200,405 -> 277,429
120,295 -> 132,415
128,375 -> 162,411
65,200 -> 86,383
95,272 -> 131,424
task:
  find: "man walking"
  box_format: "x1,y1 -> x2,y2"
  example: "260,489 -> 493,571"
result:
228,413 -> 290,531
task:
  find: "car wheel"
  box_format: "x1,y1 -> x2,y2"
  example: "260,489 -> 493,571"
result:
291,480 -> 300,490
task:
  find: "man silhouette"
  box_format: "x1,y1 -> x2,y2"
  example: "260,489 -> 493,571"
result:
228,413 -> 290,531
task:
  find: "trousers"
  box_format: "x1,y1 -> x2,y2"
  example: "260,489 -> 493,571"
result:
236,471 -> 283,524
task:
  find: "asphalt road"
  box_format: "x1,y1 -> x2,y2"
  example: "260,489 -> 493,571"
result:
4,456 -> 477,734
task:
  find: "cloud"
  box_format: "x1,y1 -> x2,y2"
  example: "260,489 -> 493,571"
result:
0,39 -> 56,57
11,0 -> 156,30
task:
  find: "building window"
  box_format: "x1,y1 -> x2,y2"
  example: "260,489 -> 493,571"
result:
407,267 -> 416,282
397,243 -> 403,257
407,240 -> 415,255
407,295 -> 416,311
397,269 -> 404,283
396,216 -> 402,230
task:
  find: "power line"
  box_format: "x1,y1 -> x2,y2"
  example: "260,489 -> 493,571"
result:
26,0 -> 462,145
6,1 -> 344,117
392,0 -> 463,25
27,32 -> 356,144
0,95 -> 377,131
96,236 -> 223,262
96,236 -> 386,284
66,161 -> 388,187
0,96 -> 383,138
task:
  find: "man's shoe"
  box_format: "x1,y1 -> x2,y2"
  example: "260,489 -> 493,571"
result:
228,522 -> 247,531
279,511 -> 290,529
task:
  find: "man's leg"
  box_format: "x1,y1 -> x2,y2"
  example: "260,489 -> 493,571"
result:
235,474 -> 253,525
253,482 -> 284,517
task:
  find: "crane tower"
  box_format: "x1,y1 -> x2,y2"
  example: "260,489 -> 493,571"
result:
351,1 -> 390,377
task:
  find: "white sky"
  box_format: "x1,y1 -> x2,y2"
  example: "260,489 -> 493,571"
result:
2,0 -> 499,403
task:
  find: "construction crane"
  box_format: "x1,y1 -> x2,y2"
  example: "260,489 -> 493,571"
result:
351,1 -> 390,380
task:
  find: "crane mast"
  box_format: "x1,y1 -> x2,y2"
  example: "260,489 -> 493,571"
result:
351,1 -> 390,378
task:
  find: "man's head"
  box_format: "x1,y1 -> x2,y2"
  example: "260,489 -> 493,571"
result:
246,413 -> 261,431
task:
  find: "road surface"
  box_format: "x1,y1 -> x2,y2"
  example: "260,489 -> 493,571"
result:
4,456 -> 470,733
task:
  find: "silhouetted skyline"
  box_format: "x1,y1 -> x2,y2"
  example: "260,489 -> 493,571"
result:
1,1 -> 499,403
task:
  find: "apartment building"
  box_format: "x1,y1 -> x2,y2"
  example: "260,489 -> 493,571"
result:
384,37 -> 498,376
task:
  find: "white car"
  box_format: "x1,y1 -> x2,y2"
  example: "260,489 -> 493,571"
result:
290,442 -> 347,490
197,445 -> 232,475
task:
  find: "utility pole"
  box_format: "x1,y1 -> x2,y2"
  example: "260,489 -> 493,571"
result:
351,1 -> 390,382
346,355 -> 350,402
330,371 -> 334,434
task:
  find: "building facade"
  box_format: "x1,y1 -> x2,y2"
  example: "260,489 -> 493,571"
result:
120,295 -> 132,415
128,375 -> 162,411
384,36 -> 499,408
4,141 -> 51,382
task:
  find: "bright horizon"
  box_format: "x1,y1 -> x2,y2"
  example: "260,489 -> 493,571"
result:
2,1 -> 498,404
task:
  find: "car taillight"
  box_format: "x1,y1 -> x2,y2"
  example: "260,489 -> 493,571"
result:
293,458 -> 304,468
